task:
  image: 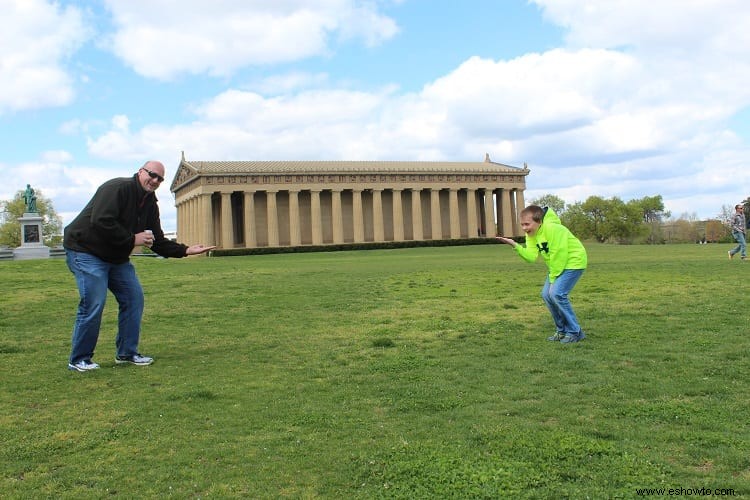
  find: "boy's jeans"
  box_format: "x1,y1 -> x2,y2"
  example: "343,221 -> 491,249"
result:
541,269 -> 584,335
731,230 -> 747,258
66,250 -> 144,364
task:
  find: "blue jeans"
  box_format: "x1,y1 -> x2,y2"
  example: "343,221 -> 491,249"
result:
66,250 -> 144,364
731,231 -> 746,258
541,269 -> 584,335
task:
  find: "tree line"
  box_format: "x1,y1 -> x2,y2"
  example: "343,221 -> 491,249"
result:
530,194 -> 737,244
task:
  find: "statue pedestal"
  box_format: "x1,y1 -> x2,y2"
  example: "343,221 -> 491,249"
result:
13,213 -> 50,260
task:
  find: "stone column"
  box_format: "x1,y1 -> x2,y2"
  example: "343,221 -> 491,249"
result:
430,188 -> 442,240
179,199 -> 186,244
372,189 -> 384,242
267,190 -> 279,247
244,191 -> 256,248
353,189 -> 365,243
195,197 -> 202,243
183,198 -> 190,244
221,193 -> 233,249
311,190 -> 323,245
187,198 -> 194,245
288,190 -> 301,246
331,189 -> 344,244
180,201 -> 188,243
449,188 -> 460,239
501,189 -> 513,237
514,189 -> 525,236
175,201 -> 184,243
467,189 -> 478,238
411,189 -> 423,241
195,196 -> 203,244
483,189 -> 495,237
200,194 -> 214,246
392,189 -> 404,241
188,199 -> 195,244
189,199 -> 196,243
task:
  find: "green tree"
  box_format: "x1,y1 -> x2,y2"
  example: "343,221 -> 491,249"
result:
609,198 -> 647,244
629,195 -> 670,244
561,201 -> 594,240
0,189 -> 63,247
674,213 -> 700,243
563,195 -> 652,243
529,193 -> 566,214
635,195 -> 670,223
705,219 -> 728,243
580,196 -> 610,243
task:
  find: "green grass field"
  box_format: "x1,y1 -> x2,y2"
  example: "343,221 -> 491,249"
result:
1,243 -> 748,498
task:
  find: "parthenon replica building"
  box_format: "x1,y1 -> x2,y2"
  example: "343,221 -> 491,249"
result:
170,153 -> 529,249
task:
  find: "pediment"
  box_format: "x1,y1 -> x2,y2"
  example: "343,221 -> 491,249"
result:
170,163 -> 199,190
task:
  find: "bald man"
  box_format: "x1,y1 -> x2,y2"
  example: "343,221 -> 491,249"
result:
63,161 -> 215,372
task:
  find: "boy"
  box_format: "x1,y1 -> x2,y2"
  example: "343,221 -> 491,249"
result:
496,205 -> 587,343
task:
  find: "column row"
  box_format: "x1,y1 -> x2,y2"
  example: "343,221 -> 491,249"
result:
178,187 -> 524,249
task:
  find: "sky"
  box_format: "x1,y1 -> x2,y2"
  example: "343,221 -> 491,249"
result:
1,0 -> 750,232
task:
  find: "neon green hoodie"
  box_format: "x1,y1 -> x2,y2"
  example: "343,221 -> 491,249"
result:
514,208 -> 587,283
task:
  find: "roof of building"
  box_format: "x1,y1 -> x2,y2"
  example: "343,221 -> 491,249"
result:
171,153 -> 530,191
178,153 -> 527,175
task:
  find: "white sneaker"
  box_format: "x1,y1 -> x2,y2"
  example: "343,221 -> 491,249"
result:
115,353 -> 154,366
68,360 -> 100,372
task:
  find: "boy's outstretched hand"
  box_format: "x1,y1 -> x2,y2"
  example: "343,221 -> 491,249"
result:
495,236 -> 517,247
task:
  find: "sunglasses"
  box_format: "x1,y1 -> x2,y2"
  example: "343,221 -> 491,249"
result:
142,168 -> 164,183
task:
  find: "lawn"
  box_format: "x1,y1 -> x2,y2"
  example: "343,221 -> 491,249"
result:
0,243 -> 748,498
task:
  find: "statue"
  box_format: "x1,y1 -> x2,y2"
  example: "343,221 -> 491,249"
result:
14,184 -> 49,259
24,184 -> 37,213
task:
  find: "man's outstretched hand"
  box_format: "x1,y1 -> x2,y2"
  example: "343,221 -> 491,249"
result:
186,244 -> 217,255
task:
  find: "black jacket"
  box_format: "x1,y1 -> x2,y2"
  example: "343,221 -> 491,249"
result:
64,174 -> 188,264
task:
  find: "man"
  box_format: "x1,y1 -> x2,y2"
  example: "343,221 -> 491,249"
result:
63,161 -> 215,372
496,205 -> 588,344
728,203 -> 747,260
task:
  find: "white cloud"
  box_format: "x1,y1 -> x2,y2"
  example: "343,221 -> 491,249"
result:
33,0 -> 750,228
102,0 -> 399,80
0,0 -> 89,114
59,119 -> 85,135
520,0 -> 750,215
534,0 -> 750,53
531,0 -> 750,101
244,71 -> 330,94
0,158 -> 110,226
84,31 -> 749,219
111,114 -> 130,132
41,150 -> 74,163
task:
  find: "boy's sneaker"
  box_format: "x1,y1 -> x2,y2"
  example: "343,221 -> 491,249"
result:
547,332 -> 565,342
68,360 -> 100,372
728,251 -> 733,259
560,331 -> 586,344
115,353 -> 154,366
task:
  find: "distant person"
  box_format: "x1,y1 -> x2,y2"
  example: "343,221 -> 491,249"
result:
63,161 -> 216,372
728,203 -> 746,260
496,205 -> 588,344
